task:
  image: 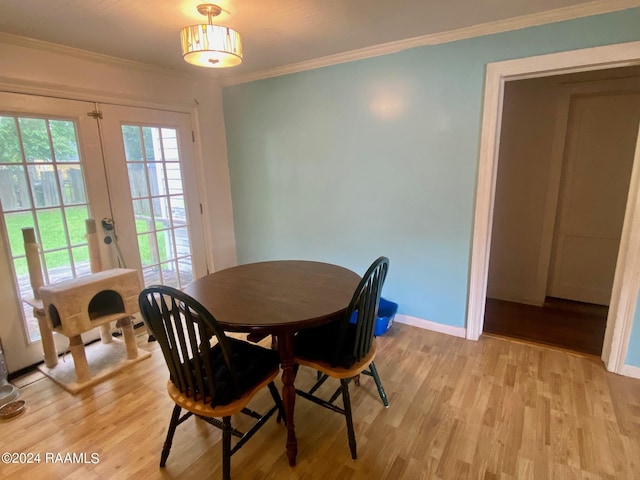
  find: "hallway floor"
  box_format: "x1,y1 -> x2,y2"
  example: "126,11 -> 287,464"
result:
483,297 -> 608,356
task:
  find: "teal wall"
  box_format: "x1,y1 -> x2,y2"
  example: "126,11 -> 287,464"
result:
222,8 -> 640,360
629,300 -> 640,367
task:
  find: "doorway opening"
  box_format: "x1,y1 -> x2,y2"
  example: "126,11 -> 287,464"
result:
482,67 -> 640,355
466,41 -> 640,375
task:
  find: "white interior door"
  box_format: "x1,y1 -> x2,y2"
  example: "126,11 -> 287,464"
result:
0,92 -> 112,371
97,104 -> 207,288
548,93 -> 640,305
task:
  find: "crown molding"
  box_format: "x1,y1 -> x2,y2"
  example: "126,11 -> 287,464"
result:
0,32 -> 218,83
0,75 -> 200,114
221,0 -> 640,86
2,0 -> 638,88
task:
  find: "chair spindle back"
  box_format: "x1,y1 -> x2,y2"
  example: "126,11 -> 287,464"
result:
139,285 -> 241,405
334,257 -> 389,364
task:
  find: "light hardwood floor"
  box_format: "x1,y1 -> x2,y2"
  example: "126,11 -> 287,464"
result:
2,323 -> 640,479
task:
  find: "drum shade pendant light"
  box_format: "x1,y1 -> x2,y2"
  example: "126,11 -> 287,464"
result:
181,4 -> 242,68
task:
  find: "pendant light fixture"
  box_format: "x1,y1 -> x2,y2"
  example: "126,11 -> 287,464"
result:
180,4 -> 242,68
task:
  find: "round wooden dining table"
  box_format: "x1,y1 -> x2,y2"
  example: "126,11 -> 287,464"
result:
183,260 -> 361,466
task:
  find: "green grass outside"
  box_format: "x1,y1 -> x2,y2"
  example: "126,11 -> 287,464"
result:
5,208 -> 166,275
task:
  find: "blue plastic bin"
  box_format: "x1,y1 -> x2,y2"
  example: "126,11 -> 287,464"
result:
350,297 -> 398,336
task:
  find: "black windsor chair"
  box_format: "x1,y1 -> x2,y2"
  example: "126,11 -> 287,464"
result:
293,256 -> 390,459
139,285 -> 285,480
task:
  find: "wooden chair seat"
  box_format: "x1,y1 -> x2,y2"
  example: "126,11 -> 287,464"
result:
295,339 -> 377,379
167,368 -> 279,418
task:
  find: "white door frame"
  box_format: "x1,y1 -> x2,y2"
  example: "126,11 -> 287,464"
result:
467,41 -> 640,374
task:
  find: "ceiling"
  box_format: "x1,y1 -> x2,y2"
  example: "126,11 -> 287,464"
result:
0,0 -> 633,83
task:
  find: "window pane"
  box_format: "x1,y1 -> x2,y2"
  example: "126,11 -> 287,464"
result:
65,205 -> 90,245
169,195 -> 186,227
174,227 -> 191,257
13,257 -> 29,282
147,163 -> 166,196
158,230 -> 173,263
19,118 -> 52,163
166,162 -> 183,195
137,232 -> 158,266
72,245 -> 91,275
122,125 -> 143,161
133,197 -> 152,217
127,162 -> 148,198
50,120 -> 80,162
4,211 -> 35,258
44,250 -> 73,284
152,197 -> 171,229
13,255 -> 39,342
17,275 -> 41,341
178,258 -> 193,286
160,261 -> 179,288
142,264 -> 160,287
135,216 -> 153,235
0,165 -> 32,211
37,208 -> 66,250
142,127 -> 158,161
29,165 -> 60,208
57,164 -> 86,205
161,128 -> 179,161
133,199 -> 152,234
0,116 -> 22,163
16,268 -> 34,303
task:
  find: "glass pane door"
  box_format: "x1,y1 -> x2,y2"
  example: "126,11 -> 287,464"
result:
99,104 -> 207,288
0,96 -> 206,373
0,115 -> 92,342
122,125 -> 194,287
0,93 -> 112,371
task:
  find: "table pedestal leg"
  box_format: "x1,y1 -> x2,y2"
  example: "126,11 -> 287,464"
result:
278,332 -> 298,466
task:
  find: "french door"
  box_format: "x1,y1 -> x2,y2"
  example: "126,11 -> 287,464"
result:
98,104 -> 206,287
0,92 -> 206,372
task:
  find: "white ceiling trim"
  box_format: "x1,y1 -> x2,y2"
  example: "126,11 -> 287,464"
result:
221,0 -> 640,86
1,0 -> 638,88
0,32 -> 212,82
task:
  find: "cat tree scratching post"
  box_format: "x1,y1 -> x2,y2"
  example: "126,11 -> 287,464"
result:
24,219 -> 148,391
39,268 -> 142,385
86,218 -> 112,346
22,227 -> 58,368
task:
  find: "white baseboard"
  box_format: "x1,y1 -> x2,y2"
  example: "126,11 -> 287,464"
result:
394,314 -> 467,338
620,364 -> 640,379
